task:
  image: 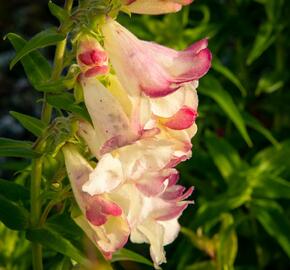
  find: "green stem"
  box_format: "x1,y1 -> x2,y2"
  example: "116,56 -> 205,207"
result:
41,0 -> 74,124
30,158 -> 43,270
30,1 -> 74,269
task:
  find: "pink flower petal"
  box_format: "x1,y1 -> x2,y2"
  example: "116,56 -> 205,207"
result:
86,196 -> 123,226
163,106 -> 198,130
102,20 -> 212,99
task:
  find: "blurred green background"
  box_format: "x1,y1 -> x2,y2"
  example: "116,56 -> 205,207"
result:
1,0 -> 290,269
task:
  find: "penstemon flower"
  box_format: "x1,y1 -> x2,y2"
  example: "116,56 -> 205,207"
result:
122,0 -> 193,15
63,137 -> 193,266
63,1 -> 211,268
102,19 -> 211,98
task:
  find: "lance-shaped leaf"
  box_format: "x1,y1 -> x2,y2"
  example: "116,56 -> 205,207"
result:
111,248 -> 153,267
10,111 -> 46,137
212,57 -> 247,96
48,1 -> 69,23
0,178 -> 29,202
0,138 -> 40,158
9,28 -> 65,69
47,93 -> 91,122
0,194 -> 29,230
205,131 -> 246,181
26,226 -> 92,267
199,75 -> 252,146
251,199 -> 290,258
242,112 -> 279,147
6,33 -> 52,88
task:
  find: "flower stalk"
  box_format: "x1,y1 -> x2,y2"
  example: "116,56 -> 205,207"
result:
30,0 -> 74,269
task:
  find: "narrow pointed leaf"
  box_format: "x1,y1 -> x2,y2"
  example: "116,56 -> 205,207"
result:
9,28 -> 65,69
242,112 -> 279,146
0,138 -> 40,158
6,33 -> 52,87
26,226 -> 92,267
48,1 -> 69,23
0,178 -> 29,202
205,131 -> 244,180
47,93 -> 90,121
212,57 -> 247,96
253,175 -> 290,199
199,75 -> 252,146
10,111 -> 46,137
0,194 -> 29,230
251,199 -> 290,258
111,248 -> 153,267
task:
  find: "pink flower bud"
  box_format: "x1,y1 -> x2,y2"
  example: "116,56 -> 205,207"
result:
77,35 -> 109,77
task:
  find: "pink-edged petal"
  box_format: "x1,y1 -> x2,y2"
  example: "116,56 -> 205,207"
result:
102,20 -> 173,98
186,38 -> 209,54
63,145 -> 130,256
62,145 -> 93,211
154,202 -> 190,221
161,186 -> 194,201
81,77 -> 138,154
144,40 -> 212,83
160,185 -> 185,201
135,169 -> 175,197
163,106 -> 197,130
74,215 -> 129,258
82,153 -> 123,195
84,65 -> 109,77
166,155 -> 188,168
102,20 -> 211,99
167,170 -> 180,186
85,196 -> 123,226
149,88 -> 187,118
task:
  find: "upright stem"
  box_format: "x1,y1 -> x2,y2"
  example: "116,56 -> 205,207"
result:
30,0 -> 74,269
31,158 -> 43,270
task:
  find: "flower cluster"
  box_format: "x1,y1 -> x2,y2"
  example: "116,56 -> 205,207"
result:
63,1 -> 211,267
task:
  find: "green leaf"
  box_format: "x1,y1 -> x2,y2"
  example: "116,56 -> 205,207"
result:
34,65 -> 80,93
6,33 -> 52,88
212,57 -> 247,96
0,178 -> 29,202
217,214 -> 237,270
205,132 -> 244,180
9,28 -> 65,69
47,93 -> 91,121
0,138 -> 40,158
0,195 -> 29,230
252,140 -> 290,174
191,192 -> 249,229
253,175 -> 290,199
264,0 -> 284,22
242,112 -> 279,147
111,248 -> 153,267
246,22 -> 281,65
199,75 -> 252,146
48,1 -> 69,23
255,71 -> 285,96
185,261 -> 216,270
251,199 -> 290,258
26,226 -> 92,267
10,111 -> 46,137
